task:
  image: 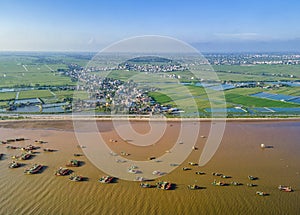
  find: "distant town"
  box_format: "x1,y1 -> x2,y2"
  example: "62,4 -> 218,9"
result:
1,52 -> 300,118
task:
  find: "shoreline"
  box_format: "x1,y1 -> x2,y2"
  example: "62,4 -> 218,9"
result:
1,116 -> 300,124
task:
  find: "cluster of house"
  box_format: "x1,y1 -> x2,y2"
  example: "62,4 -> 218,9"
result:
117,63 -> 187,73
64,65 -> 178,115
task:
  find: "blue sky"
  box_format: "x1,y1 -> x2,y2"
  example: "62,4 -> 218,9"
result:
1,0 -> 300,52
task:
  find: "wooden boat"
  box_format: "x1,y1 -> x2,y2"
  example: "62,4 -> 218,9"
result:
0,153 -> 4,160
248,175 -> 258,180
55,167 -> 71,176
128,168 -> 141,174
35,140 -> 46,144
69,175 -> 83,182
6,145 -> 19,149
20,153 -> 32,160
157,181 -> 172,190
21,145 -> 39,151
182,167 -> 191,171
231,181 -> 243,186
152,170 -> 165,176
221,175 -> 231,179
247,183 -> 257,187
66,159 -> 80,167
9,161 -> 21,168
140,183 -> 153,188
212,172 -> 223,176
74,153 -> 82,157
188,162 -> 198,166
98,176 -> 114,183
188,184 -> 201,190
256,191 -> 268,196
278,185 -> 293,192
212,180 -> 227,186
195,171 -> 205,175
135,177 -> 149,182
24,164 -> 43,174
121,151 -> 130,156
43,148 -> 56,152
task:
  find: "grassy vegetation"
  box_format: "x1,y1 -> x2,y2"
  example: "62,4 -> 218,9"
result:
18,90 -> 53,99
0,92 -> 16,101
224,93 -> 300,108
148,92 -> 174,104
0,55 -> 75,88
213,64 -> 300,78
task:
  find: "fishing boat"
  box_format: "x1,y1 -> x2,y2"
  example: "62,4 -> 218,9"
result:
6,146 -> 19,149
157,181 -> 172,190
66,159 -> 80,167
231,181 -> 243,186
55,167 -> 71,176
140,183 -> 153,188
21,145 -> 39,151
248,175 -> 258,180
69,175 -> 83,182
35,140 -> 46,144
256,191 -> 268,196
221,175 -> 231,179
43,148 -> 56,152
74,153 -> 82,157
135,177 -> 148,182
98,176 -> 114,183
195,171 -> 205,175
212,180 -> 227,186
152,170 -> 165,176
128,168 -> 141,174
20,153 -> 32,160
212,172 -> 223,176
188,184 -> 201,190
182,167 -> 191,171
24,164 -> 43,174
9,161 -> 21,168
247,183 -> 257,187
188,162 -> 198,166
278,185 -> 293,192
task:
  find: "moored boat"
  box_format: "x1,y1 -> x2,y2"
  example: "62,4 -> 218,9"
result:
231,181 -> 243,186
247,183 -> 257,187
212,172 -> 223,176
188,162 -> 198,166
157,181 -> 172,190
188,184 -> 201,190
278,185 -> 293,192
98,176 -> 114,183
0,153 -> 4,160
212,180 -> 228,186
69,174 -> 83,182
195,171 -> 205,175
140,183 -> 153,188
9,161 -> 21,168
20,153 -> 32,160
24,164 -> 43,174
43,148 -> 56,152
248,175 -> 258,180
55,167 -> 71,176
66,159 -> 80,167
256,191 -> 268,196
21,145 -> 39,151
